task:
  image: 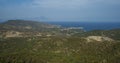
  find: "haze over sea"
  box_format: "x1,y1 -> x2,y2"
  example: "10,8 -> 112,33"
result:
47,21 -> 120,31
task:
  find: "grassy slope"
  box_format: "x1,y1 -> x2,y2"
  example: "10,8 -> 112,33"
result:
0,20 -> 58,32
0,37 -> 120,63
0,20 -> 120,63
73,29 -> 120,40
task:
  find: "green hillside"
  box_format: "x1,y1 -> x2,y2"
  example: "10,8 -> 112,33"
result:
0,37 -> 120,63
0,20 -> 120,63
73,29 -> 120,40
0,20 -> 59,32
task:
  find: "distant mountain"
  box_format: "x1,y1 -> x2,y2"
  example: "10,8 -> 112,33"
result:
31,16 -> 50,21
0,20 -> 60,31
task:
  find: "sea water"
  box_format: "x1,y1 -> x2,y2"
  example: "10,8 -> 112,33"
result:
47,22 -> 120,31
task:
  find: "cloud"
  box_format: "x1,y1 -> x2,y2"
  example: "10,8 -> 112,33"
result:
31,0 -> 92,8
0,0 -> 120,21
31,0 -> 120,8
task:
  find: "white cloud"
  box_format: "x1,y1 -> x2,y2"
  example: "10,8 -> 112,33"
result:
0,0 -> 120,21
31,0 -> 93,8
31,0 -> 120,8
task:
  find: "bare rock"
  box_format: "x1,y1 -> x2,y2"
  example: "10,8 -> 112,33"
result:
86,36 -> 114,42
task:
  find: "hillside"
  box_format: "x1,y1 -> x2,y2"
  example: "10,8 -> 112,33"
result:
73,29 -> 120,40
0,20 -> 84,38
0,20 -> 120,63
0,20 -> 60,31
0,36 -> 120,63
0,20 -> 62,38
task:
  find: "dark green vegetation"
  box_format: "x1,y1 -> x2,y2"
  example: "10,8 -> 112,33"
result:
0,20 -> 120,63
0,37 -> 120,63
73,29 -> 120,40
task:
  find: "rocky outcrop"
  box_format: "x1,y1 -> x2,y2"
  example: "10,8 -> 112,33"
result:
3,31 -> 23,37
86,36 -> 114,42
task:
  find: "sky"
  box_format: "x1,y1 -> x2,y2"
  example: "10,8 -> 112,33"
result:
0,0 -> 120,22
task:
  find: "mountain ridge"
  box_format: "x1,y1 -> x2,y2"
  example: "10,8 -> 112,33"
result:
0,20 -> 60,31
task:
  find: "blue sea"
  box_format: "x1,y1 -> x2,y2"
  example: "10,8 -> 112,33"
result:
47,22 -> 120,31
